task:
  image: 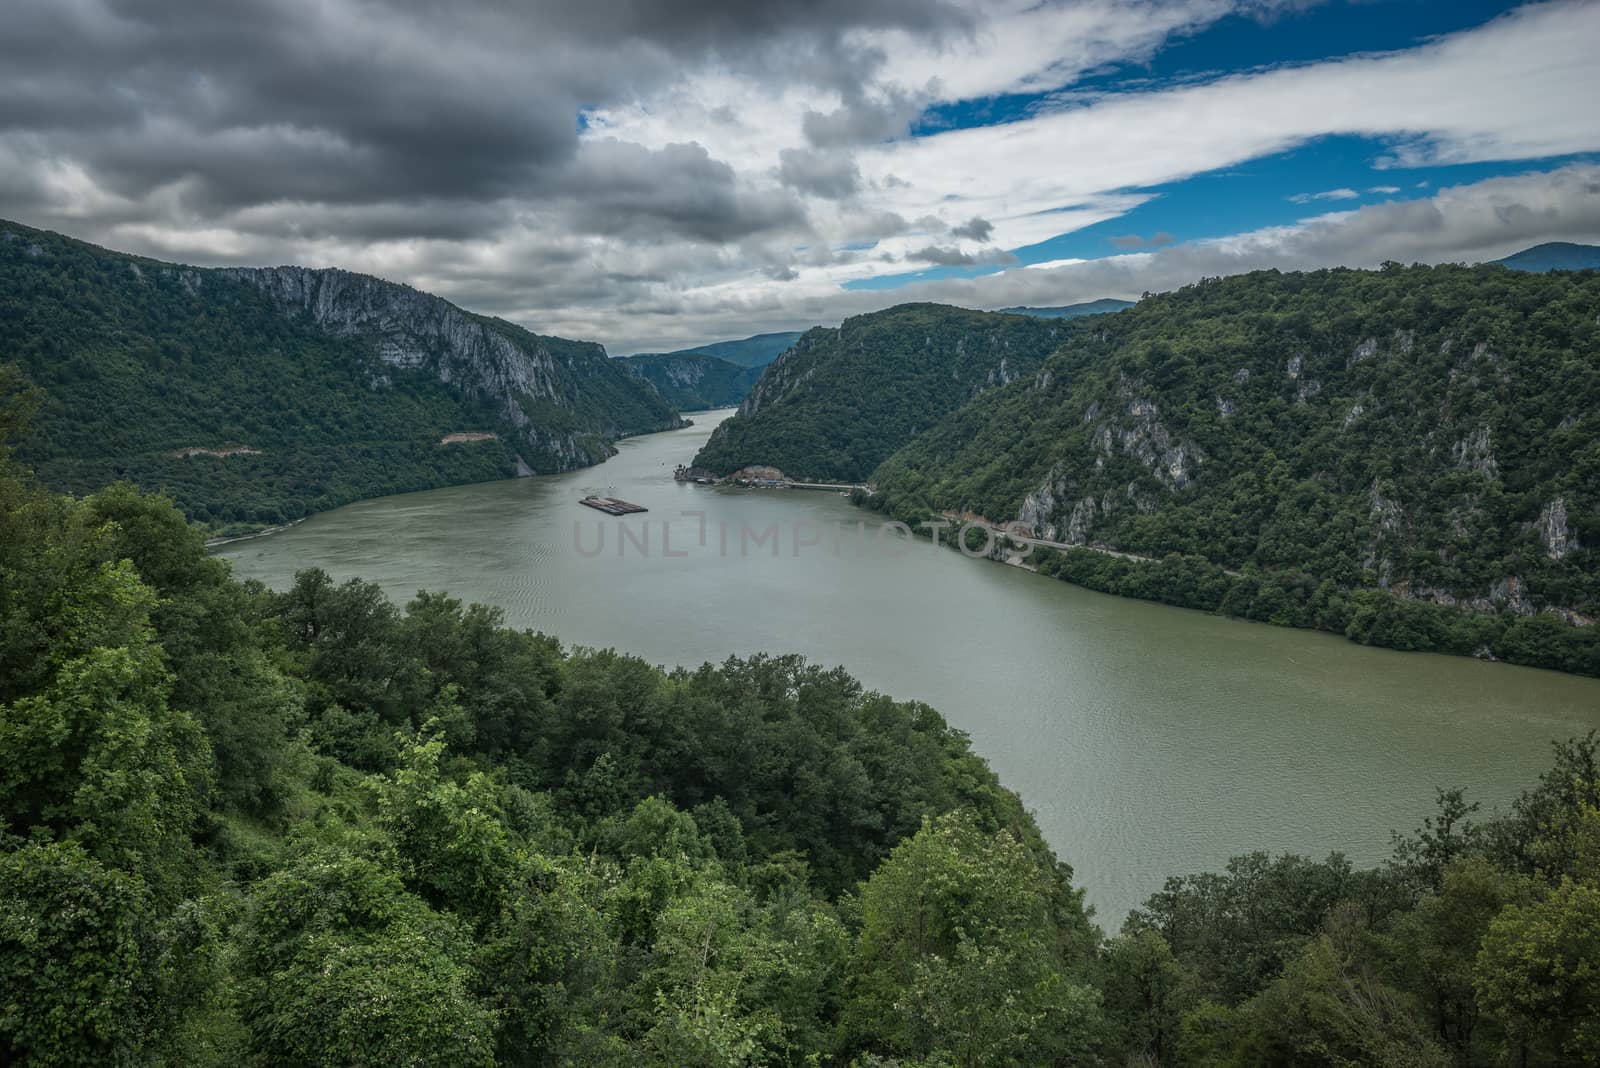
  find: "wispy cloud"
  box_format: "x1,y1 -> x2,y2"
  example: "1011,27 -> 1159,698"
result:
1289,188 -> 1359,203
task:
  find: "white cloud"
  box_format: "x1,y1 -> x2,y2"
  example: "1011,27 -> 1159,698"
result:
1289,188 -> 1360,203
577,163 -> 1600,350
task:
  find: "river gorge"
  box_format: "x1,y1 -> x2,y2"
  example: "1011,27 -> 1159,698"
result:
218,409 -> 1600,922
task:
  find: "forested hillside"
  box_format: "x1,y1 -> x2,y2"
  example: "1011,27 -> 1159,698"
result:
3,382 -> 1598,1066
617,351 -> 764,410
0,221 -> 681,530
868,265 -> 1600,670
693,304 -> 1069,480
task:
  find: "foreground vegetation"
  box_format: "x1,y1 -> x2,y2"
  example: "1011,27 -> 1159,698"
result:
3,388 -> 1599,1067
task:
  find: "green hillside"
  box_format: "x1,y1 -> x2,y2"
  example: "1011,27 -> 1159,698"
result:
646,330 -> 805,367
692,304 -> 1069,480
870,264 -> 1600,670
0,220 -> 681,529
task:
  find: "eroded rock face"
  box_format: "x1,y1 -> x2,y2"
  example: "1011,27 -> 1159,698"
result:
1451,425 -> 1499,480
1017,473 -> 1060,541
1095,395 -> 1204,491
1364,480 -> 1407,588
1539,498 -> 1578,560
1013,378 -> 1205,544
219,265 -> 678,470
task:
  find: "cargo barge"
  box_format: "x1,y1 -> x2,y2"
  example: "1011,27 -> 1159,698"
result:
580,496 -> 648,516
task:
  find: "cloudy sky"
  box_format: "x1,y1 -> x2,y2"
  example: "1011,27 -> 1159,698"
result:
5,0 -> 1600,353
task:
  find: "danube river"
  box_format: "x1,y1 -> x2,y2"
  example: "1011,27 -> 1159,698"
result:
219,409 -> 1600,922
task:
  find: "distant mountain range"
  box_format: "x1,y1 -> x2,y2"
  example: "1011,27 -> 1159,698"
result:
0,220 -> 681,529
616,352 -> 763,411
630,330 -> 805,368
1490,241 -> 1600,272
996,298 -> 1136,319
618,330 -> 805,410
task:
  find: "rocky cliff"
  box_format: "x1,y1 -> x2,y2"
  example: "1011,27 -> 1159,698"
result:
221,265 -> 682,470
870,265 -> 1600,623
0,218 -> 681,525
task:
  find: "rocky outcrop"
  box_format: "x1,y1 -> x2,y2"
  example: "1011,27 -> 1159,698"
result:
1364,480 -> 1407,587
1538,498 -> 1578,560
1451,425 -> 1498,480
219,266 -> 680,470
1091,394 -> 1204,491
1017,472 -> 1061,541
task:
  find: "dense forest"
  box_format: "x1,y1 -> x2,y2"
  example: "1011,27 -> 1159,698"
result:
618,352 -> 765,410
0,220 -> 681,532
693,305 -> 1071,481
869,265 -> 1600,671
4,367 -> 1599,1067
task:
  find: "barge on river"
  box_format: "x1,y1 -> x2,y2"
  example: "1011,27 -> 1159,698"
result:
580,496 -> 648,516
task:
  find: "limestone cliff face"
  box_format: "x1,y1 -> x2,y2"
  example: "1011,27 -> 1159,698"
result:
219,266 -> 682,471
1016,378 -> 1204,546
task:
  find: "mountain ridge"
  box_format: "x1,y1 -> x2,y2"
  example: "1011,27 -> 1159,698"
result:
0,219 -> 682,527
866,264 -> 1600,665
1491,241 -> 1600,272
629,330 -> 805,367
692,303 -> 1070,481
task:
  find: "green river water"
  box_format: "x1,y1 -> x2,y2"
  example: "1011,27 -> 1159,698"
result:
218,409 -> 1600,922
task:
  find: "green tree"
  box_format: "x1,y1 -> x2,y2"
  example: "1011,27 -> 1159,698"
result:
1476,875 -> 1600,1065
848,810 -> 1101,1066
0,842 -> 161,1066
234,848 -> 496,1067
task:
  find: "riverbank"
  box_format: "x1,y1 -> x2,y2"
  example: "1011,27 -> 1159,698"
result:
205,517 -> 307,547
848,497 -> 1600,679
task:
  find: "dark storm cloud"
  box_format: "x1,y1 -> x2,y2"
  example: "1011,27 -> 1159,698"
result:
906,244 -> 1018,267
565,140 -> 808,243
521,0 -> 970,47
801,90 -> 922,147
0,0 -> 961,243
777,148 -> 862,199
949,216 -> 994,241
